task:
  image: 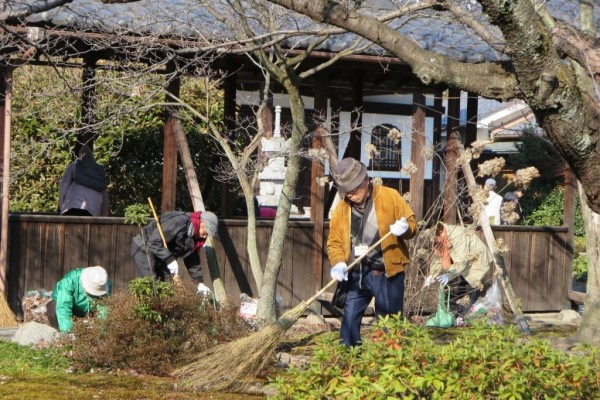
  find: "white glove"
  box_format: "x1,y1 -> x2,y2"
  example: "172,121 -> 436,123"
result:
331,262 -> 348,282
436,274 -> 450,286
197,283 -> 212,296
390,217 -> 409,237
423,275 -> 435,288
167,260 -> 179,276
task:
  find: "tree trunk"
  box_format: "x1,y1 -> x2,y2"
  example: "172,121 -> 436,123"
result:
255,81 -> 307,325
576,182 -> 600,344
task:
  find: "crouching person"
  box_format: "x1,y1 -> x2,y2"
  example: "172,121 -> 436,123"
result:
46,266 -> 112,332
429,222 -> 493,315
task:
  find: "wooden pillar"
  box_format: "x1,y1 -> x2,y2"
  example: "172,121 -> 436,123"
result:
220,71 -> 237,218
410,93 -> 426,221
346,72 -> 363,160
465,92 -> 478,147
161,63 -> 180,212
311,74 -> 328,301
443,88 -> 461,224
432,93 -> 443,211
0,68 -> 12,294
79,57 -> 97,154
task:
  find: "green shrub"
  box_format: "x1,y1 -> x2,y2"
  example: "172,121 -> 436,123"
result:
70,278 -> 252,375
572,254 -> 588,282
270,316 -> 600,399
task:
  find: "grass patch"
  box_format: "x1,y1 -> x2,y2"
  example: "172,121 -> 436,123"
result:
0,340 -> 70,375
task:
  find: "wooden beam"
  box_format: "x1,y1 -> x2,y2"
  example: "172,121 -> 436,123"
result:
465,92 -> 478,147
0,68 -> 12,294
161,62 -> 180,212
220,71 -> 237,218
410,93 -> 426,221
443,89 -> 461,224
311,74 -> 328,307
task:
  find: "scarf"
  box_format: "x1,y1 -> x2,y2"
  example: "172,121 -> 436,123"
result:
189,211 -> 205,251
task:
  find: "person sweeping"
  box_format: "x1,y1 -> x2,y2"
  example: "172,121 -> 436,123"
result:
130,210 -> 219,295
173,158 -> 417,390
328,157 -> 417,346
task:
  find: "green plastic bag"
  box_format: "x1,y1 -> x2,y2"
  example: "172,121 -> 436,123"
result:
426,286 -> 456,328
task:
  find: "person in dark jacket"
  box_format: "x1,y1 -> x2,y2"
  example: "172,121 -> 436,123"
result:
46,266 -> 112,332
130,210 -> 219,295
59,145 -> 110,216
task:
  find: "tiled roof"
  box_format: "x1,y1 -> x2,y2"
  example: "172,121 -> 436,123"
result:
7,0 -> 600,63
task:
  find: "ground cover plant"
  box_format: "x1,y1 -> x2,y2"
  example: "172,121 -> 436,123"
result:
269,315 -> 600,399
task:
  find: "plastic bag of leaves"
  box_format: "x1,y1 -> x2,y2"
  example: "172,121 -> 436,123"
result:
465,277 -> 503,325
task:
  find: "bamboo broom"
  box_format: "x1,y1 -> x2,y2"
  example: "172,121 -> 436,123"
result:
0,293 -> 17,327
173,230 -> 394,392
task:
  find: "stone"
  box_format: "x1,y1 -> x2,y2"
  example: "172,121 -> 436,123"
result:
12,321 -> 58,347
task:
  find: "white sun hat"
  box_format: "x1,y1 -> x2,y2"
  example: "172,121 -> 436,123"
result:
80,266 -> 109,297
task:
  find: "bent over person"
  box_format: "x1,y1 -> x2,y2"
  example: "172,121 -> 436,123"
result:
131,210 -> 218,295
328,158 -> 417,346
46,266 -> 112,332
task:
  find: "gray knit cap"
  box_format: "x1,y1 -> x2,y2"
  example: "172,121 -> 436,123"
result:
201,211 -> 219,237
333,158 -> 368,193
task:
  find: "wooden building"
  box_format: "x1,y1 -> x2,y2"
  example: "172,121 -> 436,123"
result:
0,1 -> 576,316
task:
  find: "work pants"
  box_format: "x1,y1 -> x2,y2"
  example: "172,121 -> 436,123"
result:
340,267 -> 405,347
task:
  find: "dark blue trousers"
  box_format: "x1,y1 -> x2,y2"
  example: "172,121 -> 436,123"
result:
340,268 -> 405,346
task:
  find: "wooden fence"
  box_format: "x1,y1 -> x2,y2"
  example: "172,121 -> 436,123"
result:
6,214 -> 572,318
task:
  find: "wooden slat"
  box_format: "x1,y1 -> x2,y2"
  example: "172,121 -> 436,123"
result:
528,231 -> 550,311
63,223 -> 89,269
114,225 -> 137,290
43,223 -> 63,291
507,229 -> 532,311
25,221 -> 44,292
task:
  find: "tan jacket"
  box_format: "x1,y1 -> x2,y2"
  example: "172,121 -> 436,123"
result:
327,185 -> 417,277
430,224 -> 492,288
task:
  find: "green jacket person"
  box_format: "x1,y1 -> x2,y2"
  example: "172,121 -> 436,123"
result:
46,266 -> 112,332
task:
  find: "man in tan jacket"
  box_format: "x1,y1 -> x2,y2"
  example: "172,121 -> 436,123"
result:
328,158 -> 417,346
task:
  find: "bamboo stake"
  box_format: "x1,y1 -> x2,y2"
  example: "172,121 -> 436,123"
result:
458,145 -> 531,334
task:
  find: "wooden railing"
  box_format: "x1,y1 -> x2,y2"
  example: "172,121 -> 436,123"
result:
6,214 -> 572,318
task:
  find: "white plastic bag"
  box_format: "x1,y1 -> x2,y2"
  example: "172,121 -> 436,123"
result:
465,277 -> 503,325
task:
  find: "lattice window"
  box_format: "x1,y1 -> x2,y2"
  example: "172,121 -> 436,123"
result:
371,124 -> 401,171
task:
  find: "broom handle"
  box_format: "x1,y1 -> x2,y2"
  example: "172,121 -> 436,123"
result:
148,197 -> 169,249
304,230 -> 394,305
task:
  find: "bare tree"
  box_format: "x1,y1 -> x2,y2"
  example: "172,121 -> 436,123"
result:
265,0 -> 600,344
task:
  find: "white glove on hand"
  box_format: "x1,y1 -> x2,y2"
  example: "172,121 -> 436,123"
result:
167,260 -> 179,276
330,262 -> 348,282
423,275 -> 435,288
390,217 -> 409,237
436,274 -> 450,286
197,283 -> 212,296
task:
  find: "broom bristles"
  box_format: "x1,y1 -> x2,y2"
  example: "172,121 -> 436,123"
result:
173,301 -> 308,391
0,293 -> 18,328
